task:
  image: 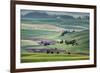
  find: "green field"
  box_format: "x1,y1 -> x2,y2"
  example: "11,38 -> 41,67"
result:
21,53 -> 89,63
21,29 -> 89,54
21,28 -> 89,63
21,11 -> 90,63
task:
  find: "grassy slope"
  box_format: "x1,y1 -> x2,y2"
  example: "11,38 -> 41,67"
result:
21,18 -> 89,30
36,30 -> 89,53
21,29 -> 89,63
21,18 -> 89,62
57,30 -> 89,53
21,53 -> 89,62
21,29 -> 60,39
21,28 -> 89,53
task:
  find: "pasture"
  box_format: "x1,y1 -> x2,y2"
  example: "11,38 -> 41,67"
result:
21,11 -> 90,62
21,53 -> 89,62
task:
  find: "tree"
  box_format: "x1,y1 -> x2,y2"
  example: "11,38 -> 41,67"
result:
61,30 -> 68,36
60,40 -> 63,44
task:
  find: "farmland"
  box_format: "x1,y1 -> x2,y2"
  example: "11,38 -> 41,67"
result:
21,10 -> 90,63
21,53 -> 89,62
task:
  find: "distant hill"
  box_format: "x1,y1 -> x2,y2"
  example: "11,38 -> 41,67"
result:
55,15 -> 74,19
22,12 -> 50,18
22,11 -> 75,19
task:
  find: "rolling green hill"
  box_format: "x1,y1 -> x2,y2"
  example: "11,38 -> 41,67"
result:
20,10 -> 90,62
21,18 -> 89,31
21,27 -> 89,54
21,29 -> 90,63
